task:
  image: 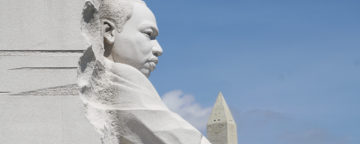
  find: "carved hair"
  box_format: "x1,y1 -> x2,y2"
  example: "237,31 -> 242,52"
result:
81,0 -> 144,61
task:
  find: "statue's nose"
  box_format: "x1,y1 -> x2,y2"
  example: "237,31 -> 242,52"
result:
152,40 -> 163,57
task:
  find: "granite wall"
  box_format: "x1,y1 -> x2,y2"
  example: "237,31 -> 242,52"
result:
0,0 -> 100,143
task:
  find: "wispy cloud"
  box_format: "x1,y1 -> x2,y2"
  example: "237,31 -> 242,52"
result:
161,90 -> 212,131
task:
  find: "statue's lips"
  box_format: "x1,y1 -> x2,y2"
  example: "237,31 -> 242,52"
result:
148,61 -> 156,71
146,58 -> 158,72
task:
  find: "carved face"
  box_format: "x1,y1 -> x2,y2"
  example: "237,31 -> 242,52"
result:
107,2 -> 162,77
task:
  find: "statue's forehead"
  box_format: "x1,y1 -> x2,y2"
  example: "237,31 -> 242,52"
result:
129,2 -> 157,28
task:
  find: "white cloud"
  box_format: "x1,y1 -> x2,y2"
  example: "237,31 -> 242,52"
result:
161,90 -> 212,132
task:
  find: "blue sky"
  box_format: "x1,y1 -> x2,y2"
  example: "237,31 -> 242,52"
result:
146,0 -> 360,144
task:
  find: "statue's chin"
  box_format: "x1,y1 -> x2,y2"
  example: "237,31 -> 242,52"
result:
140,68 -> 151,77
107,58 -> 151,77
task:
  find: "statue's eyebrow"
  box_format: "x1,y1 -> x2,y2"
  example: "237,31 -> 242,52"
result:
151,26 -> 159,36
140,24 -> 159,36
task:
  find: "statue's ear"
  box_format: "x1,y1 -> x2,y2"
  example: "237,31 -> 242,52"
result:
102,19 -> 116,57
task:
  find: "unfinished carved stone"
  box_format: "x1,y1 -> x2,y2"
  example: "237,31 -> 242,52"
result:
78,0 -> 211,143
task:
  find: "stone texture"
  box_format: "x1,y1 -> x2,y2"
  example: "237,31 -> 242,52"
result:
0,0 -> 98,143
0,0 -> 216,143
78,0 -> 212,143
207,92 -> 238,144
0,95 -> 101,144
0,0 -> 85,50
0,51 -> 82,93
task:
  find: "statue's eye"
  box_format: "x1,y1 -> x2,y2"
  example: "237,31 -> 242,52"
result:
143,30 -> 153,38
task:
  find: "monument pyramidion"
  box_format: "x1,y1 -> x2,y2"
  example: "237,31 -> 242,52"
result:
207,92 -> 238,144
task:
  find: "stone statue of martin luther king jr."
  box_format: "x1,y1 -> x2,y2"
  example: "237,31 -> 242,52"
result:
77,0 -> 212,143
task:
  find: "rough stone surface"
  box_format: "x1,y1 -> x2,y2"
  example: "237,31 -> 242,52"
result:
0,51 -> 82,93
0,1 -> 95,143
0,95 -> 100,144
207,92 -> 238,144
0,0 -> 217,143
0,0 -> 85,50
78,0 -> 212,143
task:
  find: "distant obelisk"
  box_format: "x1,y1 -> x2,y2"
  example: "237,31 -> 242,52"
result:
207,92 -> 238,144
